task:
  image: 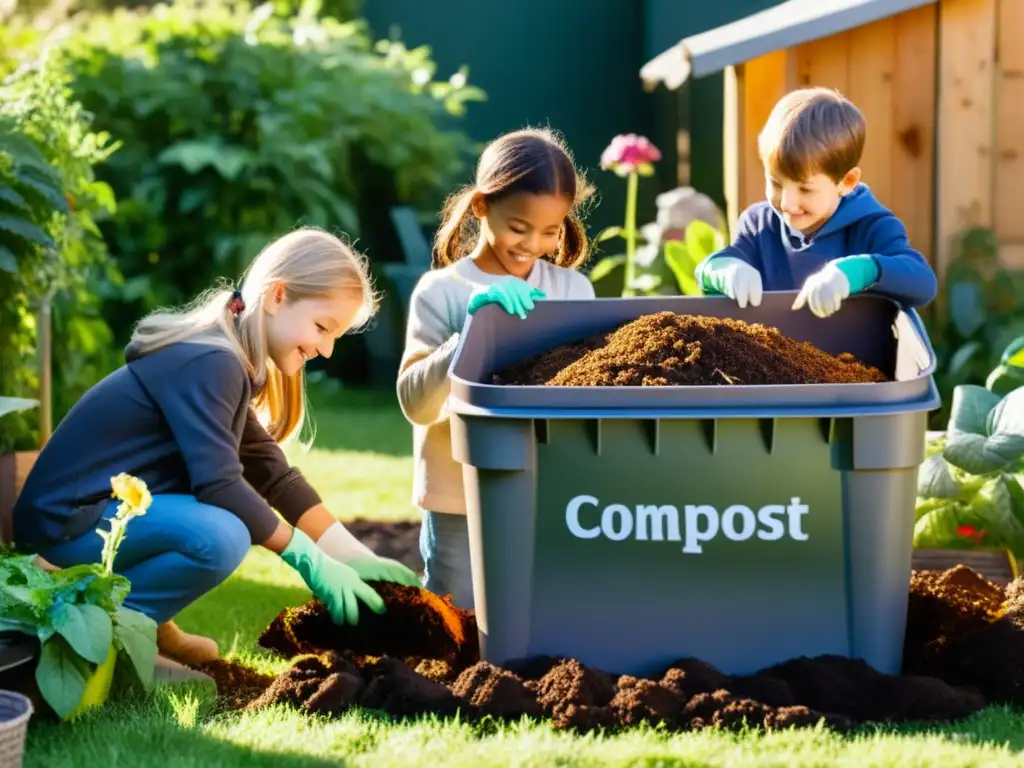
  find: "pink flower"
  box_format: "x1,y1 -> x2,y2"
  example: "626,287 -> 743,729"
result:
601,134 -> 661,176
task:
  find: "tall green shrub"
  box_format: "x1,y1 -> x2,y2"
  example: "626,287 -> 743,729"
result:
0,53 -> 120,451
57,0 -> 484,346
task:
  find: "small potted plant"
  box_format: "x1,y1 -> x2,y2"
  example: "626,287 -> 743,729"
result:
0,473 -> 158,720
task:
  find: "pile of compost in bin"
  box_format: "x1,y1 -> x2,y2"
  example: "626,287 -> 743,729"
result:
196,565 -> 1024,733
492,312 -> 888,387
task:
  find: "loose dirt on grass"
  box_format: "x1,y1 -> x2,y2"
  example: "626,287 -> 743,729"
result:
492,312 -> 888,387
196,566 -> 1024,734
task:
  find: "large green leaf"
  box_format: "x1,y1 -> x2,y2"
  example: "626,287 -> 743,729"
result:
589,254 -> 626,283
947,385 -> 1001,435
986,364 -> 1024,397
0,213 -> 55,248
970,474 -> 1024,552
15,169 -> 70,213
913,501 -> 963,548
684,218 -> 726,260
595,226 -> 624,243
1007,473 -> 1024,527
0,244 -> 16,274
983,388 -> 1024,463
0,396 -> 38,419
51,603 -> 113,665
917,454 -> 961,499
113,607 -> 157,691
1002,336 -> 1024,368
663,240 -> 702,296
35,636 -> 91,719
0,184 -> 28,209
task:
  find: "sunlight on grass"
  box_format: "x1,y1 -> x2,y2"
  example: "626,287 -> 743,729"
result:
24,687 -> 1024,768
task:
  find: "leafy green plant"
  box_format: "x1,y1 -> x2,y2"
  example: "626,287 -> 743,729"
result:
927,227 -> 1024,429
0,474 -> 156,720
985,336 -> 1024,396
590,135 -> 727,297
0,51 -> 121,451
915,350 -> 1024,555
0,396 -> 39,421
52,0 -> 484,352
590,219 -> 726,298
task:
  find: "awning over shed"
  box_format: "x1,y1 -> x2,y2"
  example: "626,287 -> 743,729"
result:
640,0 -> 938,90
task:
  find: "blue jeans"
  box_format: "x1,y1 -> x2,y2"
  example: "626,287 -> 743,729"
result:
38,494 -> 250,625
419,510 -> 474,609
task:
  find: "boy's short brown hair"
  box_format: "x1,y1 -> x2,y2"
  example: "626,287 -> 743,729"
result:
758,87 -> 866,183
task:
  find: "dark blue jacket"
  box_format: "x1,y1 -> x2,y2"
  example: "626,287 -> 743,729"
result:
13,337 -> 321,548
697,184 -> 938,308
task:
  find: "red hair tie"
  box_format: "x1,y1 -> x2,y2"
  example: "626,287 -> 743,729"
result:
228,290 -> 245,316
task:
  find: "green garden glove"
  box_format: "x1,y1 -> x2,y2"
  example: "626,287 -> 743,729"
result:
467,277 -> 546,319
346,556 -> 421,588
280,528 -> 386,626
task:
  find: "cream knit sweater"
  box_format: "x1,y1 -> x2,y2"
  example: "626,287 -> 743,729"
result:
396,257 -> 595,515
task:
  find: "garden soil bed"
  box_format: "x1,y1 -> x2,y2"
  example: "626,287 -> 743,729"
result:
196,564 -> 1024,734
493,312 -> 888,387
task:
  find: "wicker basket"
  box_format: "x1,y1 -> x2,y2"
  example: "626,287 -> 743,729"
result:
0,690 -> 32,768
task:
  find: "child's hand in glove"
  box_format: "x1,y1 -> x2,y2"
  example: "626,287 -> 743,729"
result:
281,528 -> 385,626
467,277 -> 546,319
347,556 -> 420,588
316,521 -> 419,588
792,255 -> 879,318
701,257 -> 763,308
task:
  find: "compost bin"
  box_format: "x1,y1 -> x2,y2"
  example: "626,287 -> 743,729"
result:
446,292 -> 939,677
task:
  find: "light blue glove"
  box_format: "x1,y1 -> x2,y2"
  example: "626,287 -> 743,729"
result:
792,255 -> 879,318
467,277 -> 546,319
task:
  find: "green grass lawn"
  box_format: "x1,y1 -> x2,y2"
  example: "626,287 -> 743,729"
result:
21,385 -> 1024,767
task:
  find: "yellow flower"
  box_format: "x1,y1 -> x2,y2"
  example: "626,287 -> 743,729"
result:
110,473 -> 152,514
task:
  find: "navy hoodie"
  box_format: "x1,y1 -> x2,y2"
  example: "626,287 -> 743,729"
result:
13,336 -> 321,548
696,183 -> 938,308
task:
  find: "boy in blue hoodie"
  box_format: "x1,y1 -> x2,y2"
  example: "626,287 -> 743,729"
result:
696,87 -> 938,318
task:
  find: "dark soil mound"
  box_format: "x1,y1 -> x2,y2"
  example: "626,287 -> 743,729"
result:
258,582 -> 478,669
902,567 -> 1024,706
493,312 -> 888,387
196,659 -> 274,710
199,567 -> 1024,734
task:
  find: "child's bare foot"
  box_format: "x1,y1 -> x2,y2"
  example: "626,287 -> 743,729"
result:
156,620 -> 219,666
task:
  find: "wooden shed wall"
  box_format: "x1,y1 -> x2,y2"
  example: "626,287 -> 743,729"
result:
723,4 -> 937,269
723,0 -> 1023,281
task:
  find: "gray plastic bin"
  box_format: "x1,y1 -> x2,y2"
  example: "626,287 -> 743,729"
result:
446,292 -> 939,677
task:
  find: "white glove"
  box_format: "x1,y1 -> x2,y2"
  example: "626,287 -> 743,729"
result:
317,521 -> 421,588
316,521 -> 375,563
704,257 -> 763,308
792,263 -> 851,318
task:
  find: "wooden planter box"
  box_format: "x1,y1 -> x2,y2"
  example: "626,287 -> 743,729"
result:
0,451 -> 38,546
912,547 -> 1020,586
